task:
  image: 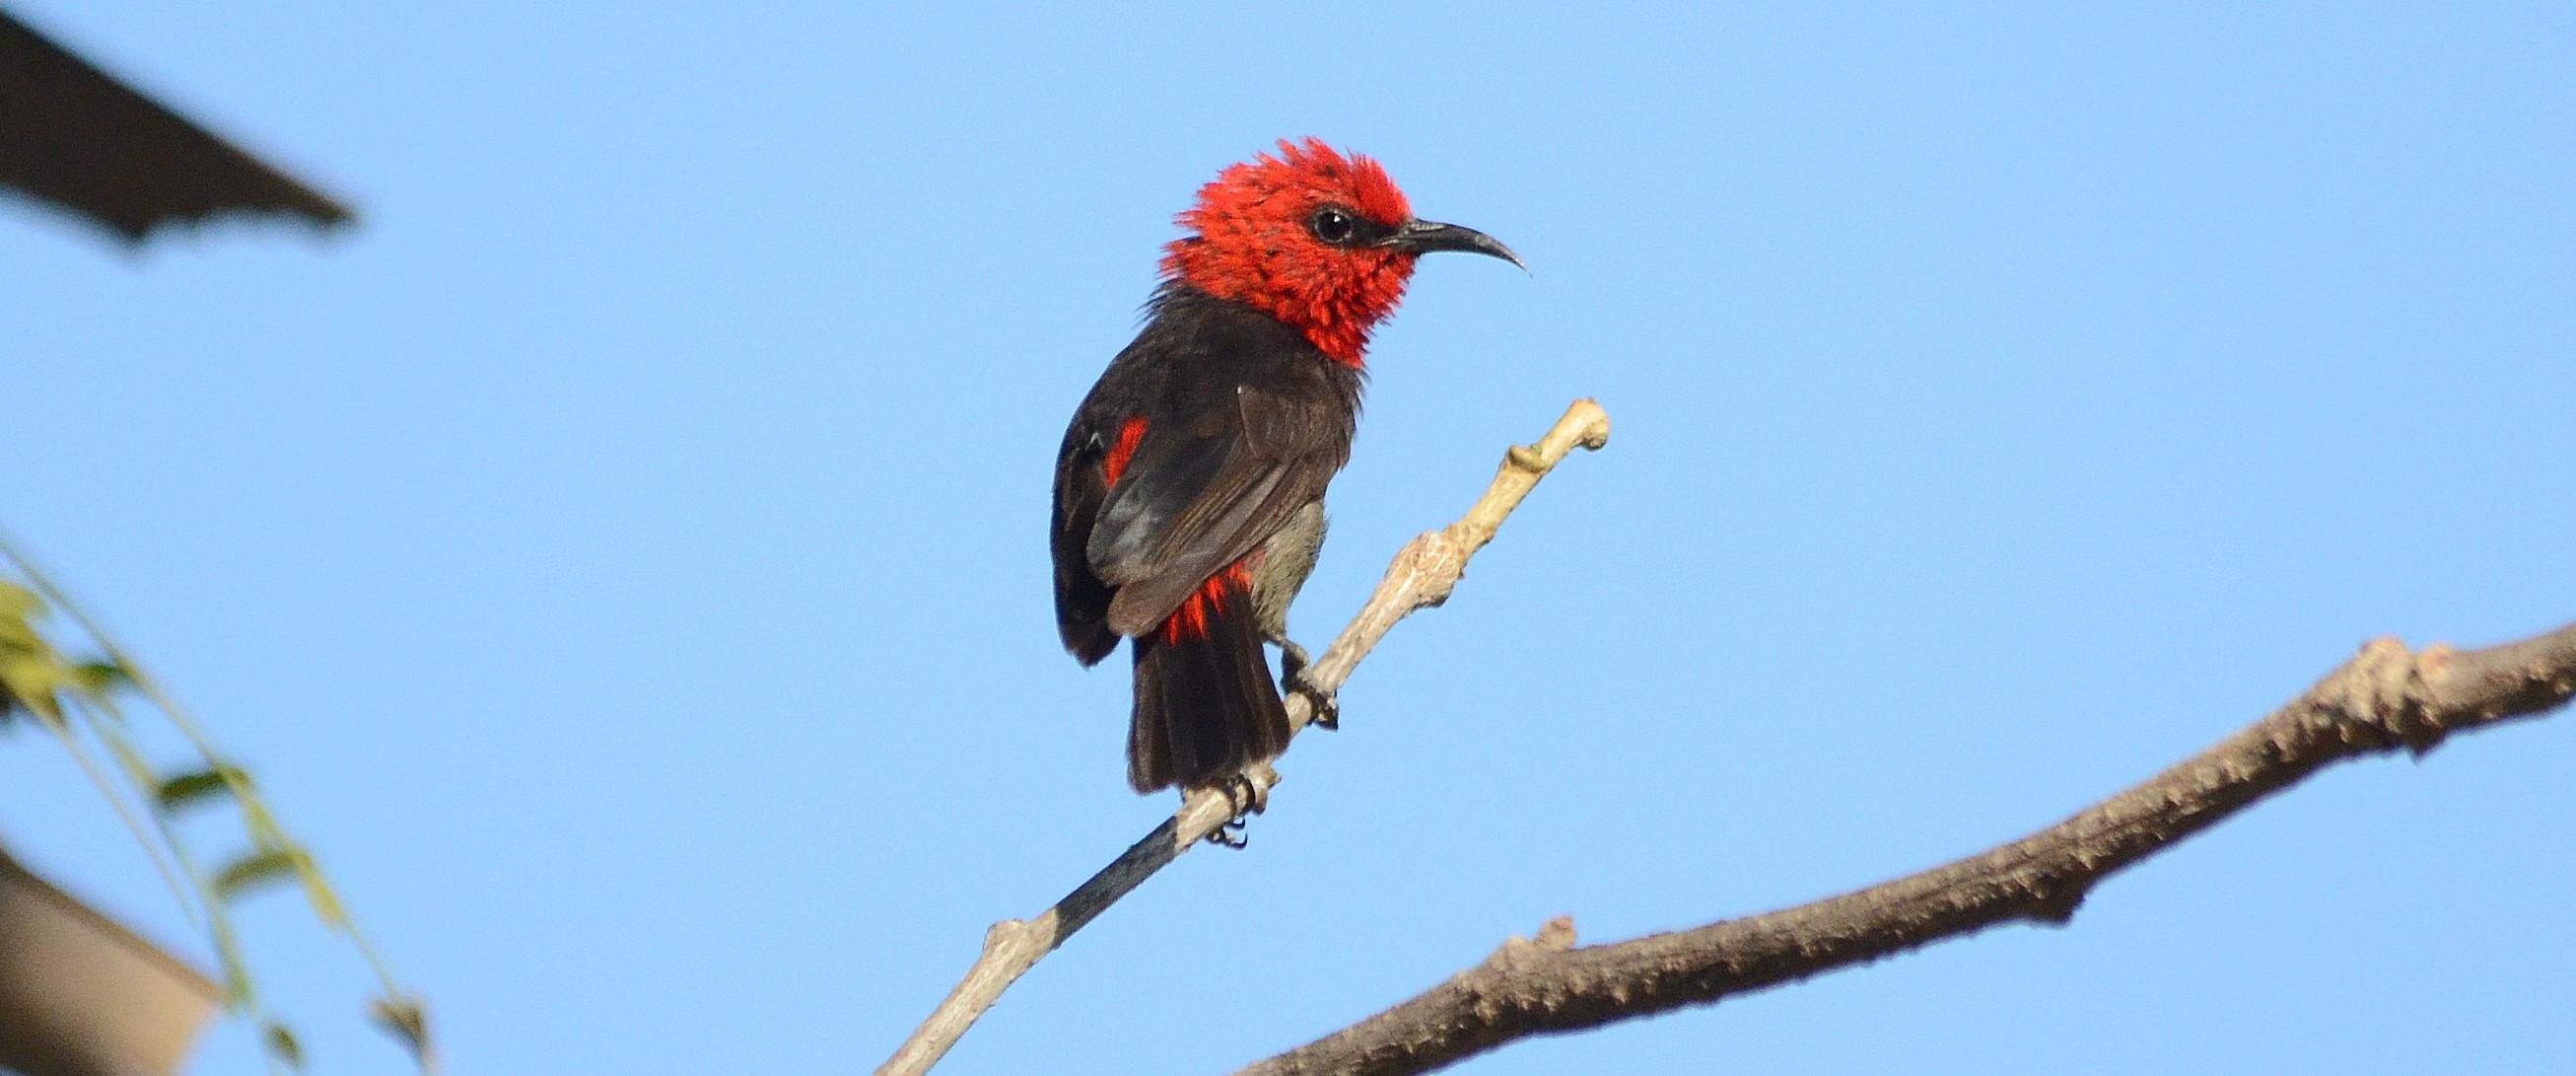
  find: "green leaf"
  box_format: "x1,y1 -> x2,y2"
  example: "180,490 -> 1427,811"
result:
262,1022 -> 306,1069
0,581 -> 42,621
239,798 -> 290,847
371,993 -> 434,1067
156,764 -> 249,813
70,660 -> 132,695
0,655 -> 62,717
294,856 -> 349,930
214,847 -> 307,902
222,961 -> 254,1008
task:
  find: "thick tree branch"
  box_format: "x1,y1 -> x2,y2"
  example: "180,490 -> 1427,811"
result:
1243,622 -> 2576,1075
876,400 -> 1614,1076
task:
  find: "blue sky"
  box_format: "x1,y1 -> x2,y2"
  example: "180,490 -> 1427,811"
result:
4,2 -> 2572,1073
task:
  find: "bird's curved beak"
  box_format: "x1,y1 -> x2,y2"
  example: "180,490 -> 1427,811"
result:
1380,218 -> 1524,269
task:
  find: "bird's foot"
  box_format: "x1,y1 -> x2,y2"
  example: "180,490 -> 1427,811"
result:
1277,639 -> 1340,731
1204,771 -> 1268,849
1209,817 -> 1250,849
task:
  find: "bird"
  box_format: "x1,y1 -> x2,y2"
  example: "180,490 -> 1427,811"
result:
1052,138 -> 1519,798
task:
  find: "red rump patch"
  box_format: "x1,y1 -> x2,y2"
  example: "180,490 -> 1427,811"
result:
1099,417 -> 1149,487
1156,558 -> 1254,643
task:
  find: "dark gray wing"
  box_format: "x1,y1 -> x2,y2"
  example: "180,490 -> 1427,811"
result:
1088,385 -> 1350,636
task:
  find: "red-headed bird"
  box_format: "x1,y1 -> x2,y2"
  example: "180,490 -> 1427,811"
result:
1053,139 -> 1519,794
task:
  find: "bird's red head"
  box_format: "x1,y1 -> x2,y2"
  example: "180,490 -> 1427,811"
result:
1161,138 -> 1519,368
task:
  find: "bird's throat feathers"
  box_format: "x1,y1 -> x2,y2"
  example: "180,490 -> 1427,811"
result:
1158,139 -> 1422,369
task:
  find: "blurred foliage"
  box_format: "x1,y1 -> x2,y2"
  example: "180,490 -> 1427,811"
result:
0,540 -> 434,1074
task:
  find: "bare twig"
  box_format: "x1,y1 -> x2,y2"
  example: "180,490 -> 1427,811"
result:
1242,621 -> 2576,1075
877,399 -> 1614,1076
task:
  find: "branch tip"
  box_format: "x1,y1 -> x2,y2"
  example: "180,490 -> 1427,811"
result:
1568,400 -> 1611,452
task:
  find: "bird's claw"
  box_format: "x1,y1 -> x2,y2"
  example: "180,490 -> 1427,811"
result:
1204,771 -> 1267,849
1209,817 -> 1250,849
1288,669 -> 1340,730
1277,638 -> 1340,731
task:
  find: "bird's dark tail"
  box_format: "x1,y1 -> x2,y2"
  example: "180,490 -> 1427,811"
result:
1127,572 -> 1289,793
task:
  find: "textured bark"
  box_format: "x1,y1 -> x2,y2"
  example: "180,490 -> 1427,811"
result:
877,400 -> 1613,1076
1241,622 -> 2576,1076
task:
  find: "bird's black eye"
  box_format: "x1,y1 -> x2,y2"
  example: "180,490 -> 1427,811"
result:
1308,206 -> 1357,245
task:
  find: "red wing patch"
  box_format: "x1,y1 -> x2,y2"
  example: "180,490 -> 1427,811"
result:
1100,417 -> 1149,487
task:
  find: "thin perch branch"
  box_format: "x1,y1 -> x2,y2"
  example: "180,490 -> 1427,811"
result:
1241,620 -> 2576,1076
876,399 -> 1614,1076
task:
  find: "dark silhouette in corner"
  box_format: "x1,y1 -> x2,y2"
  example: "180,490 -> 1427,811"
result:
1,7 -> 352,244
